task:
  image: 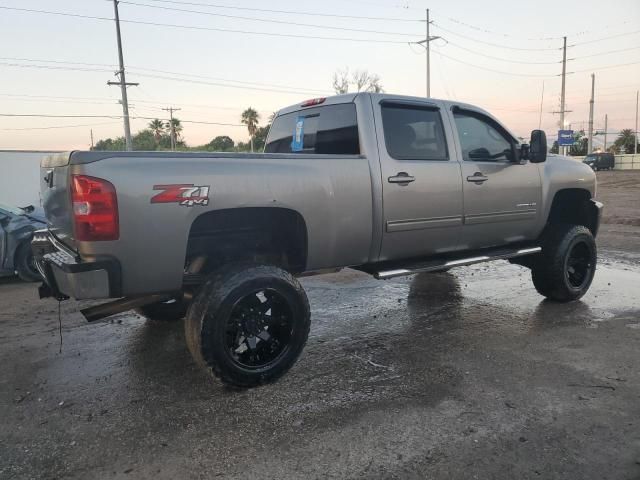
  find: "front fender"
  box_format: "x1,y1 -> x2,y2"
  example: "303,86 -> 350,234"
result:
588,199 -> 603,237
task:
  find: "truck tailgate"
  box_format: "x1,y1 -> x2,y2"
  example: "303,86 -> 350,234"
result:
41,152 -> 76,251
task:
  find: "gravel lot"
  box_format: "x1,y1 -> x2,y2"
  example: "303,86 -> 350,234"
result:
1,170 -> 639,480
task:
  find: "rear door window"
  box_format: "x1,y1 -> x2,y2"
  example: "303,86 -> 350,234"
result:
265,103 -> 359,154
381,104 -> 448,161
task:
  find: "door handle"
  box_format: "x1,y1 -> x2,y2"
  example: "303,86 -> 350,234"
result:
388,172 -> 415,185
466,172 -> 488,184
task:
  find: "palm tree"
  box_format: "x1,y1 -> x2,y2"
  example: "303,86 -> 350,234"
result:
167,118 -> 183,140
241,107 -> 260,152
614,128 -> 637,154
165,118 -> 184,150
148,119 -> 164,145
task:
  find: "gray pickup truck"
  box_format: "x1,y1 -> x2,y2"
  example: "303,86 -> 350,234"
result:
33,93 -> 602,387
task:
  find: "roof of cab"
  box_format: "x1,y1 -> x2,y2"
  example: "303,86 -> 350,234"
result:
276,93 -> 359,116
275,92 -> 523,143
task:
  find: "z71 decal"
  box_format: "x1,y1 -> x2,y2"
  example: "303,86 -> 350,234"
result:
151,184 -> 210,207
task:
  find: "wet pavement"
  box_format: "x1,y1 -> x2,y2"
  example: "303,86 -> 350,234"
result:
1,255 -> 639,479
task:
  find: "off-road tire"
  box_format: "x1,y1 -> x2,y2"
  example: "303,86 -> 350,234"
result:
136,299 -> 187,322
185,263 -> 310,388
15,242 -> 41,282
531,224 -> 596,302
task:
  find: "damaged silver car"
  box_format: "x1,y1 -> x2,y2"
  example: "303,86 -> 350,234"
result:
0,203 -> 45,282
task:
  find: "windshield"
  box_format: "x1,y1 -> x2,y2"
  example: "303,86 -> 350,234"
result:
584,155 -> 596,161
0,203 -> 24,215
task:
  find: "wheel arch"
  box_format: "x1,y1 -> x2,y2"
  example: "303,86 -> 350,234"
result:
545,188 -> 600,237
185,207 -> 308,274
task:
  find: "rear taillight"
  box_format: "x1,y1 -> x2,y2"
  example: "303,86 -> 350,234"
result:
71,174 -> 119,241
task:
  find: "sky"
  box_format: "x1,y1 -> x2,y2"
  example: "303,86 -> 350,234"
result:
0,0 -> 638,150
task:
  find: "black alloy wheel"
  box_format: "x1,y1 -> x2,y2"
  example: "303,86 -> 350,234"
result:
185,263 -> 310,388
225,288 -> 294,369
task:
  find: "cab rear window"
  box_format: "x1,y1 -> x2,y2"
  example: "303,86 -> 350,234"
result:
265,103 -> 359,154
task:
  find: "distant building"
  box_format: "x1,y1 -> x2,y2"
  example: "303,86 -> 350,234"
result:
0,150 -> 63,207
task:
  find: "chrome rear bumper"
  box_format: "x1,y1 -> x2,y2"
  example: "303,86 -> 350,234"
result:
31,230 -> 120,300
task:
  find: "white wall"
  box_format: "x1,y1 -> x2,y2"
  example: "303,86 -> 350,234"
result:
0,150 -> 63,207
614,154 -> 640,170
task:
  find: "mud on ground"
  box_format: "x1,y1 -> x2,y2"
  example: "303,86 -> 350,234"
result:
1,170 -> 639,479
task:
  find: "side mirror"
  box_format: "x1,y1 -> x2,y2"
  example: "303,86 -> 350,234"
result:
529,130 -> 547,163
22,205 -> 35,213
468,147 -> 491,160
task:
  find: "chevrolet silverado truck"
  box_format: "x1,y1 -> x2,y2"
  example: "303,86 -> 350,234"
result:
33,93 -> 602,388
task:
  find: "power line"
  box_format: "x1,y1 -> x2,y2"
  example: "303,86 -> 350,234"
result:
121,0 -> 421,21
569,29 -> 640,46
1,121 -> 121,131
0,93 -> 278,113
432,49 -> 557,78
570,61 -> 640,74
0,61 -> 111,73
0,113 -> 244,126
0,5 -> 413,44
0,96 -> 123,106
0,56 -> 117,68
431,22 -> 560,52
0,59 -> 327,95
0,56 -> 327,94
569,46 -> 640,61
444,40 -> 561,65
438,16 -> 563,41
0,114 -> 124,119
128,71 -> 330,95
0,93 -> 121,102
128,66 -> 327,94
118,0 -> 421,37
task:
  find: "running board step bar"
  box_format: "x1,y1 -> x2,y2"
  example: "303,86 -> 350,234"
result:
373,246 -> 541,280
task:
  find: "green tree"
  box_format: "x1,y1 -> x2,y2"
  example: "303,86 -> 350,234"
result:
148,119 -> 165,145
253,125 -> 270,152
241,107 -> 260,152
207,135 -> 235,151
569,130 -> 588,156
132,130 -> 158,151
94,137 -> 125,151
166,117 -> 184,146
613,129 -> 637,154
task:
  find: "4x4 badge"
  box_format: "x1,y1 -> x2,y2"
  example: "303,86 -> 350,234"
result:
151,184 -> 210,207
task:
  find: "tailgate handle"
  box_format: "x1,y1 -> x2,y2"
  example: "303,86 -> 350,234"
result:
43,170 -> 54,188
388,172 -> 415,185
467,172 -> 488,183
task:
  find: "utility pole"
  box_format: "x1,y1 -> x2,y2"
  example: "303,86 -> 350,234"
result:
635,90 -> 639,155
603,114 -> 608,152
559,36 -> 567,155
107,0 -> 138,151
416,9 -> 440,98
588,73 -> 595,154
162,107 -> 181,150
538,80 -> 545,130
90,129 -> 94,150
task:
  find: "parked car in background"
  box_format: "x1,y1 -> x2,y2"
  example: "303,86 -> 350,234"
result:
583,152 -> 615,171
0,203 -> 45,281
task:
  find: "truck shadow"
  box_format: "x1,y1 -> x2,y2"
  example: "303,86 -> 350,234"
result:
0,275 -> 23,286
530,299 -> 596,330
